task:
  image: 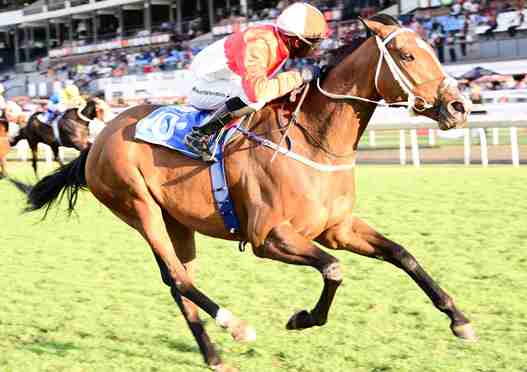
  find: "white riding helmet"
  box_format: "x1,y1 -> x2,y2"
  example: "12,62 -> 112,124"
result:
276,2 -> 328,44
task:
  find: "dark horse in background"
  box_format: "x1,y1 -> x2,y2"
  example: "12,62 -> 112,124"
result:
0,116 -> 9,178
24,16 -> 475,371
8,99 -> 101,176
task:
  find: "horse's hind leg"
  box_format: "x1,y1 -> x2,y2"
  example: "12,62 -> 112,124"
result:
100,171 -> 255,347
253,224 -> 343,330
317,216 -> 477,341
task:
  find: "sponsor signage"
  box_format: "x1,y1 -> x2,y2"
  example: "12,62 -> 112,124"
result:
49,33 -> 171,58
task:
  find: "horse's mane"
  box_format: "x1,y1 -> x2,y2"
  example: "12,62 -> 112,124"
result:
368,14 -> 400,27
325,14 -> 400,70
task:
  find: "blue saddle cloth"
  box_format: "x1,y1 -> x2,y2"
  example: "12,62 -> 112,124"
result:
135,105 -> 214,159
135,105 -> 242,234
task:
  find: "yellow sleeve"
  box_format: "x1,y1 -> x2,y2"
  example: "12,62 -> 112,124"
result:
242,37 -> 304,103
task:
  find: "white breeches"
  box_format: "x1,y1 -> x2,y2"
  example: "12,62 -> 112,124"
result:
187,78 -> 265,111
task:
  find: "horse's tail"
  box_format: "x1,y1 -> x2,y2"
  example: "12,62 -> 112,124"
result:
26,146 -> 91,217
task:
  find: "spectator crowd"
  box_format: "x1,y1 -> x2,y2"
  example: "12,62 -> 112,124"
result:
7,0 -> 527,107
45,44 -> 201,92
400,0 -> 527,63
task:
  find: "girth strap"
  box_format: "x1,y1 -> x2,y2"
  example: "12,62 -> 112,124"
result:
209,125 -> 242,234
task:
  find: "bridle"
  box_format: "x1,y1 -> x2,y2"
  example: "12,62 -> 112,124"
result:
317,28 -> 458,114
76,101 -> 95,123
240,28 -> 462,171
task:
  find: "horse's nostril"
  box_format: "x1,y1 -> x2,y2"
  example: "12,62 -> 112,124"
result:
450,101 -> 466,114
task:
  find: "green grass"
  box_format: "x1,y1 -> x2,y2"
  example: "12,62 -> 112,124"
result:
1,164 -> 527,372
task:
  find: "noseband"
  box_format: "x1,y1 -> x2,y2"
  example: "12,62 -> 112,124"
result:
317,28 -> 457,113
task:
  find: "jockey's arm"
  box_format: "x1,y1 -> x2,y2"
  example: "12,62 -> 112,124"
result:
242,37 -> 304,104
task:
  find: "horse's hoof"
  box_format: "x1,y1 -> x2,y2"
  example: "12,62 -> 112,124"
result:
229,319 -> 256,343
452,322 -> 478,342
211,363 -> 239,372
286,310 -> 314,330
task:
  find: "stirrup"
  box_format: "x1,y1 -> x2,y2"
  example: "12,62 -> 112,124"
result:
184,130 -> 216,162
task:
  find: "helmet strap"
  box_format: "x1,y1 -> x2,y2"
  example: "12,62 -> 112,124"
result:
293,32 -> 313,46
279,29 -> 314,46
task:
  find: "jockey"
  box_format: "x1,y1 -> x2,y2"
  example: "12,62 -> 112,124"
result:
184,2 -> 328,161
41,84 -> 85,124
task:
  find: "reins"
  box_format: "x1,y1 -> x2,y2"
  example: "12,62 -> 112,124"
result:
238,27 -> 455,171
236,81 -> 356,172
317,28 -> 449,114
271,83 -> 310,162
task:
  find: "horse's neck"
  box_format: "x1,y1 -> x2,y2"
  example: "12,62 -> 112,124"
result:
299,39 -> 380,158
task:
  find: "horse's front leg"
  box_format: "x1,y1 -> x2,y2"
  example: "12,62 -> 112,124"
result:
317,216 -> 477,341
153,253 -> 237,372
253,224 -> 343,330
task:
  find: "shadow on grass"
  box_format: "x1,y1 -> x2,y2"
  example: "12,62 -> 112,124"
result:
155,334 -> 199,354
100,344 -> 206,371
371,367 -> 393,372
22,340 -> 79,357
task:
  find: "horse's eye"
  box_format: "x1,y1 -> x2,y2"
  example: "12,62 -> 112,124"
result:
402,53 -> 415,62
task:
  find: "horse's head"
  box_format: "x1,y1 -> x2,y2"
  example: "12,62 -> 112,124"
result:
63,98 -> 108,125
361,18 -> 471,130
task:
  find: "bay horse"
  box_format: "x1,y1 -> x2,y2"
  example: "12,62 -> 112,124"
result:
25,17 -> 475,371
8,99 -> 104,176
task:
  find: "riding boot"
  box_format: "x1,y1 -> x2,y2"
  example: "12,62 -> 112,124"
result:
184,97 -> 254,162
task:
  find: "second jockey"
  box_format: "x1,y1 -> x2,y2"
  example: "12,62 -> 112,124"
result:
40,84 -> 85,124
184,2 -> 328,161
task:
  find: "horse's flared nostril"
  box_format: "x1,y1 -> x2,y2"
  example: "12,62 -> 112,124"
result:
449,101 -> 466,115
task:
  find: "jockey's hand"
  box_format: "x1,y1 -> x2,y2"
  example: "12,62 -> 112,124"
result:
300,65 -> 321,83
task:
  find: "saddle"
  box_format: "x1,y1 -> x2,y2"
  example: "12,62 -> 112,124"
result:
37,111 -> 64,145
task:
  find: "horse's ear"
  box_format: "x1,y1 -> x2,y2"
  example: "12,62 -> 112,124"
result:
358,17 -> 373,38
361,19 -> 394,39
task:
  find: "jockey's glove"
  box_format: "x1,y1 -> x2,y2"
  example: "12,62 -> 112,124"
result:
300,65 -> 321,83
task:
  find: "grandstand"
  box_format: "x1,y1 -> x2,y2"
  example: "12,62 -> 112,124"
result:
0,1 -> 401,70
